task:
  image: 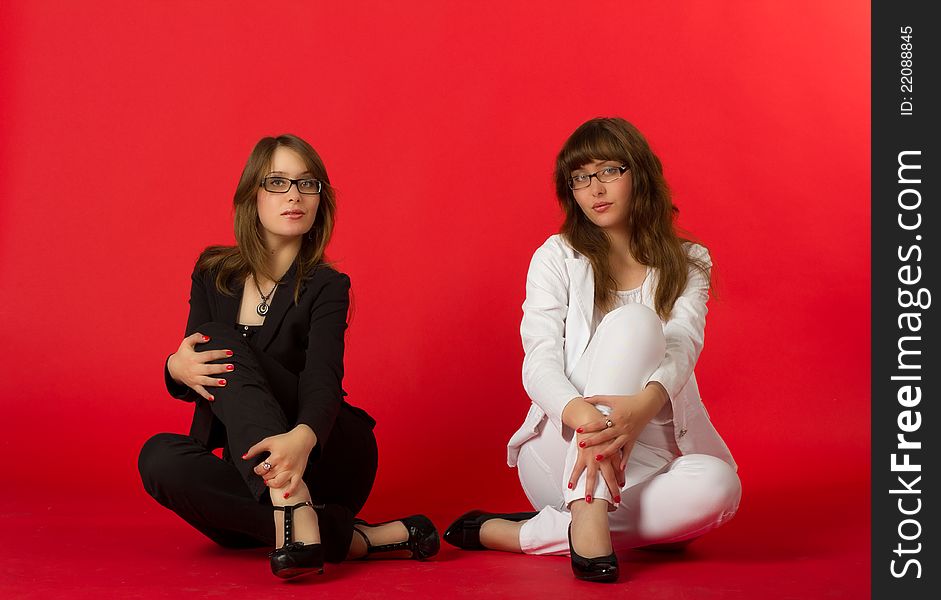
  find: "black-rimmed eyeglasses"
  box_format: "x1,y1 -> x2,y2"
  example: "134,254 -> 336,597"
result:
260,176 -> 322,195
568,165 -> 629,190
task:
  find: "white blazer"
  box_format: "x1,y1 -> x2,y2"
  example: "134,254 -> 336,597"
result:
507,234 -> 736,471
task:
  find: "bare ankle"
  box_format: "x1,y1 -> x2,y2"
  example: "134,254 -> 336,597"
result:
270,481 -> 319,547
569,500 -> 612,557
479,519 -> 524,553
349,522 -> 412,560
269,480 -> 312,506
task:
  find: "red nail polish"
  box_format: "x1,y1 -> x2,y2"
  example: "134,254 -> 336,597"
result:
218,379 -> 226,385
226,350 -> 233,356
567,482 -> 573,489
578,441 -> 586,448
576,427 -> 583,433
208,395 -> 215,402
595,454 -> 603,462
226,364 -> 234,371
202,335 -> 210,342
241,454 -> 247,459
586,495 -> 593,503
614,495 -> 621,503
283,493 -> 290,499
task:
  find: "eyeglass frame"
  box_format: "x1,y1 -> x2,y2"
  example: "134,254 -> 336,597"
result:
567,165 -> 629,190
259,176 -> 323,195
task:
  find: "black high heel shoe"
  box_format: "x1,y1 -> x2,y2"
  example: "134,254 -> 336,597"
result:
443,510 -> 538,550
352,515 -> 440,560
568,523 -> 619,583
269,501 -> 325,579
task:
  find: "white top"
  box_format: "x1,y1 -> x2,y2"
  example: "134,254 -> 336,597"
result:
590,272 -> 648,332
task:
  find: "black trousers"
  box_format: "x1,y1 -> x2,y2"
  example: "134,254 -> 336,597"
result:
138,322 -> 378,562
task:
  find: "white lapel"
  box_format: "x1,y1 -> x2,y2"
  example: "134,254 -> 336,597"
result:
565,258 -> 594,330
564,257 -> 595,371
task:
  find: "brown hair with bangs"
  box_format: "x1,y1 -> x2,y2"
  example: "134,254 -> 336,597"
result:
554,117 -> 711,320
196,134 -> 337,302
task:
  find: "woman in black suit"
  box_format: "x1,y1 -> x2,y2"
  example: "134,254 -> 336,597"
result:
138,134 -> 438,579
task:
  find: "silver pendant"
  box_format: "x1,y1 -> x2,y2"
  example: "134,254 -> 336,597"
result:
256,302 -> 269,316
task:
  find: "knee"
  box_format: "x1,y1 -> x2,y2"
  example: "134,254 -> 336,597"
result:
670,454 -> 742,516
614,302 -> 661,329
138,433 -> 194,496
593,304 -> 666,369
601,303 -> 664,345
193,321 -> 246,351
190,322 -> 256,366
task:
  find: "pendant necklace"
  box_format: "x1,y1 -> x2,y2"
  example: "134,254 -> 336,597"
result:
253,276 -> 278,317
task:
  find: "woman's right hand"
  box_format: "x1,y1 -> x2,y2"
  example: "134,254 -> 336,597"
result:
166,332 -> 234,402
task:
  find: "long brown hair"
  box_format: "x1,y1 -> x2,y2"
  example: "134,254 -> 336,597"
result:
197,134 -> 337,302
554,117 -> 711,320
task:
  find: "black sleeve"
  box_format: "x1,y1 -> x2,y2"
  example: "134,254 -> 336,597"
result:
163,261 -> 214,402
295,272 -> 351,447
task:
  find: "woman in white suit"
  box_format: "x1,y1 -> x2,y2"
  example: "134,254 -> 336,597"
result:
444,117 -> 741,582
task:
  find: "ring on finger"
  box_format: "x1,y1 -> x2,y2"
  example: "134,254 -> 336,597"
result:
262,461 -> 272,471
604,418 -> 613,429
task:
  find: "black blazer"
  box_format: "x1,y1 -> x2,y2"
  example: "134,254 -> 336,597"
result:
164,256 -> 374,451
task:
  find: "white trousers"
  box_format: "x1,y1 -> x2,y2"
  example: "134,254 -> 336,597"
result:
516,303 -> 742,555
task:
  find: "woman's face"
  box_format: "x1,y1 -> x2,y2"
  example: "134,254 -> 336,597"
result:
570,159 -> 632,231
256,146 -> 320,247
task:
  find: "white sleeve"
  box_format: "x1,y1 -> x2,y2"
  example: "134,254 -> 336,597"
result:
520,244 -> 583,430
647,243 -> 712,401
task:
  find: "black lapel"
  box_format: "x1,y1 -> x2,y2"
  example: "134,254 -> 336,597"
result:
218,275 -> 243,326
254,260 -> 303,351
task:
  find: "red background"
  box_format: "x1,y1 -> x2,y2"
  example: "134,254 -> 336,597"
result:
0,1 -> 870,597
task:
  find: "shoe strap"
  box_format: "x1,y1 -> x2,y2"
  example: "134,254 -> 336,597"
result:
273,501 -> 314,544
351,525 -> 373,553
366,539 -> 412,554
352,523 -> 415,556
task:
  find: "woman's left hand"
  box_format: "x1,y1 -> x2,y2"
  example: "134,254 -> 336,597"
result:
243,425 -> 318,499
576,384 -> 669,467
